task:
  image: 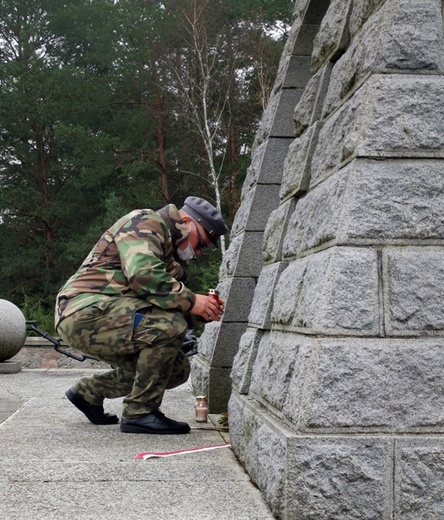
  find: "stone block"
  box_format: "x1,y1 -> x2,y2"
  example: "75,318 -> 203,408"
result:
226,390 -> 249,464
293,63 -> 331,137
194,321 -> 222,364
219,231 -> 264,279
283,167 -> 350,257
242,138 -> 292,198
384,248 -> 444,335
300,0 -> 331,25
254,90 -> 281,147
231,184 -> 280,238
293,23 -> 321,56
231,327 -> 264,394
361,75 -> 444,157
395,438 -> 444,519
298,338 -> 444,433
323,7 -> 384,117
282,336 -> 313,426
324,0 -> 444,116
312,75 -> 444,187
231,186 -> 255,238
241,140 -> 268,196
228,391 -> 295,519
255,88 -> 303,146
338,159 -> 444,243
272,248 -> 379,335
381,0 -> 443,69
249,331 -> 302,412
0,361 -> 21,374
286,437 -> 392,519
190,355 -> 231,413
310,87 -> 362,186
246,185 -> 280,231
349,0 -> 386,38
312,0 -> 353,72
263,198 -> 296,264
271,255 -> 310,326
217,278 -> 257,323
270,89 -> 304,138
190,354 -> 209,398
207,367 -> 232,413
283,56 -> 312,88
219,234 -> 242,278
280,122 -> 320,201
256,137 -> 294,186
270,54 -> 293,98
248,263 -> 287,329
305,248 -> 379,334
277,157 -> 444,253
197,321 -> 246,367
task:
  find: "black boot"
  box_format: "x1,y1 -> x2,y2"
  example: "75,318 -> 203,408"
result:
65,388 -> 119,425
120,409 -> 190,434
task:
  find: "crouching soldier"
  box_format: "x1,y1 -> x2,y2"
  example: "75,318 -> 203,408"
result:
55,196 -> 227,434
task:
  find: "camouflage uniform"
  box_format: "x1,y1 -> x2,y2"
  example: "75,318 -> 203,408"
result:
55,205 -> 195,418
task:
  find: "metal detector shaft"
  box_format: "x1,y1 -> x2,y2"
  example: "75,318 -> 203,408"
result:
26,321 -> 98,362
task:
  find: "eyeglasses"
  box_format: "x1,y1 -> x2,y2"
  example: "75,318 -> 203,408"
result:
192,221 -> 209,251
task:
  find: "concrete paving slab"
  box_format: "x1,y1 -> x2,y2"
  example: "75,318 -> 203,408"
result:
0,397 -> 26,422
0,369 -> 274,520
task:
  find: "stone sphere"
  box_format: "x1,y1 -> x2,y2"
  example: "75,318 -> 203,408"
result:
0,299 -> 27,362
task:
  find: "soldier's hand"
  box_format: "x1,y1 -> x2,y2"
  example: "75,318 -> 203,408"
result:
190,294 -> 224,321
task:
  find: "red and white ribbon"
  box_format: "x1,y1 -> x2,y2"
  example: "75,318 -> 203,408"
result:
135,442 -> 231,460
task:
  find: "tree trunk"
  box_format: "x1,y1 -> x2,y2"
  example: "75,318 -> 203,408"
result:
37,131 -> 54,271
153,87 -> 170,203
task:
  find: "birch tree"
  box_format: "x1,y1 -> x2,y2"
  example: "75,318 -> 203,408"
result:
169,0 -> 292,253
170,0 -> 229,252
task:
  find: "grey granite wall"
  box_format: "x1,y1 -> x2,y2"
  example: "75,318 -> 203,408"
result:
191,0 -> 330,414
193,0 -> 444,517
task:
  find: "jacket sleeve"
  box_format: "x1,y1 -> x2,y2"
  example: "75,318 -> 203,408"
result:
114,219 -> 195,312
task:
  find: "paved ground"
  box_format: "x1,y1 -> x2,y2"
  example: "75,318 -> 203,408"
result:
0,369 -> 274,520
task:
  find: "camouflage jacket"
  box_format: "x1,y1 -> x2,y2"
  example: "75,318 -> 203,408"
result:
54,204 -> 195,329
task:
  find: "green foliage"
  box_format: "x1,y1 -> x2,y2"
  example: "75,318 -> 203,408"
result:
20,293 -> 56,335
185,251 -> 223,294
218,412 -> 229,427
62,192 -> 132,266
0,0 -> 288,310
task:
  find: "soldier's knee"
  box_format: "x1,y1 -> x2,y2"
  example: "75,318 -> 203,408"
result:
167,354 -> 190,389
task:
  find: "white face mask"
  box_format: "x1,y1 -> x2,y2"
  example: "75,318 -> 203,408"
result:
177,241 -> 196,262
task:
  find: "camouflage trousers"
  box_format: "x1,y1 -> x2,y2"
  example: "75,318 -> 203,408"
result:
56,298 -> 190,418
